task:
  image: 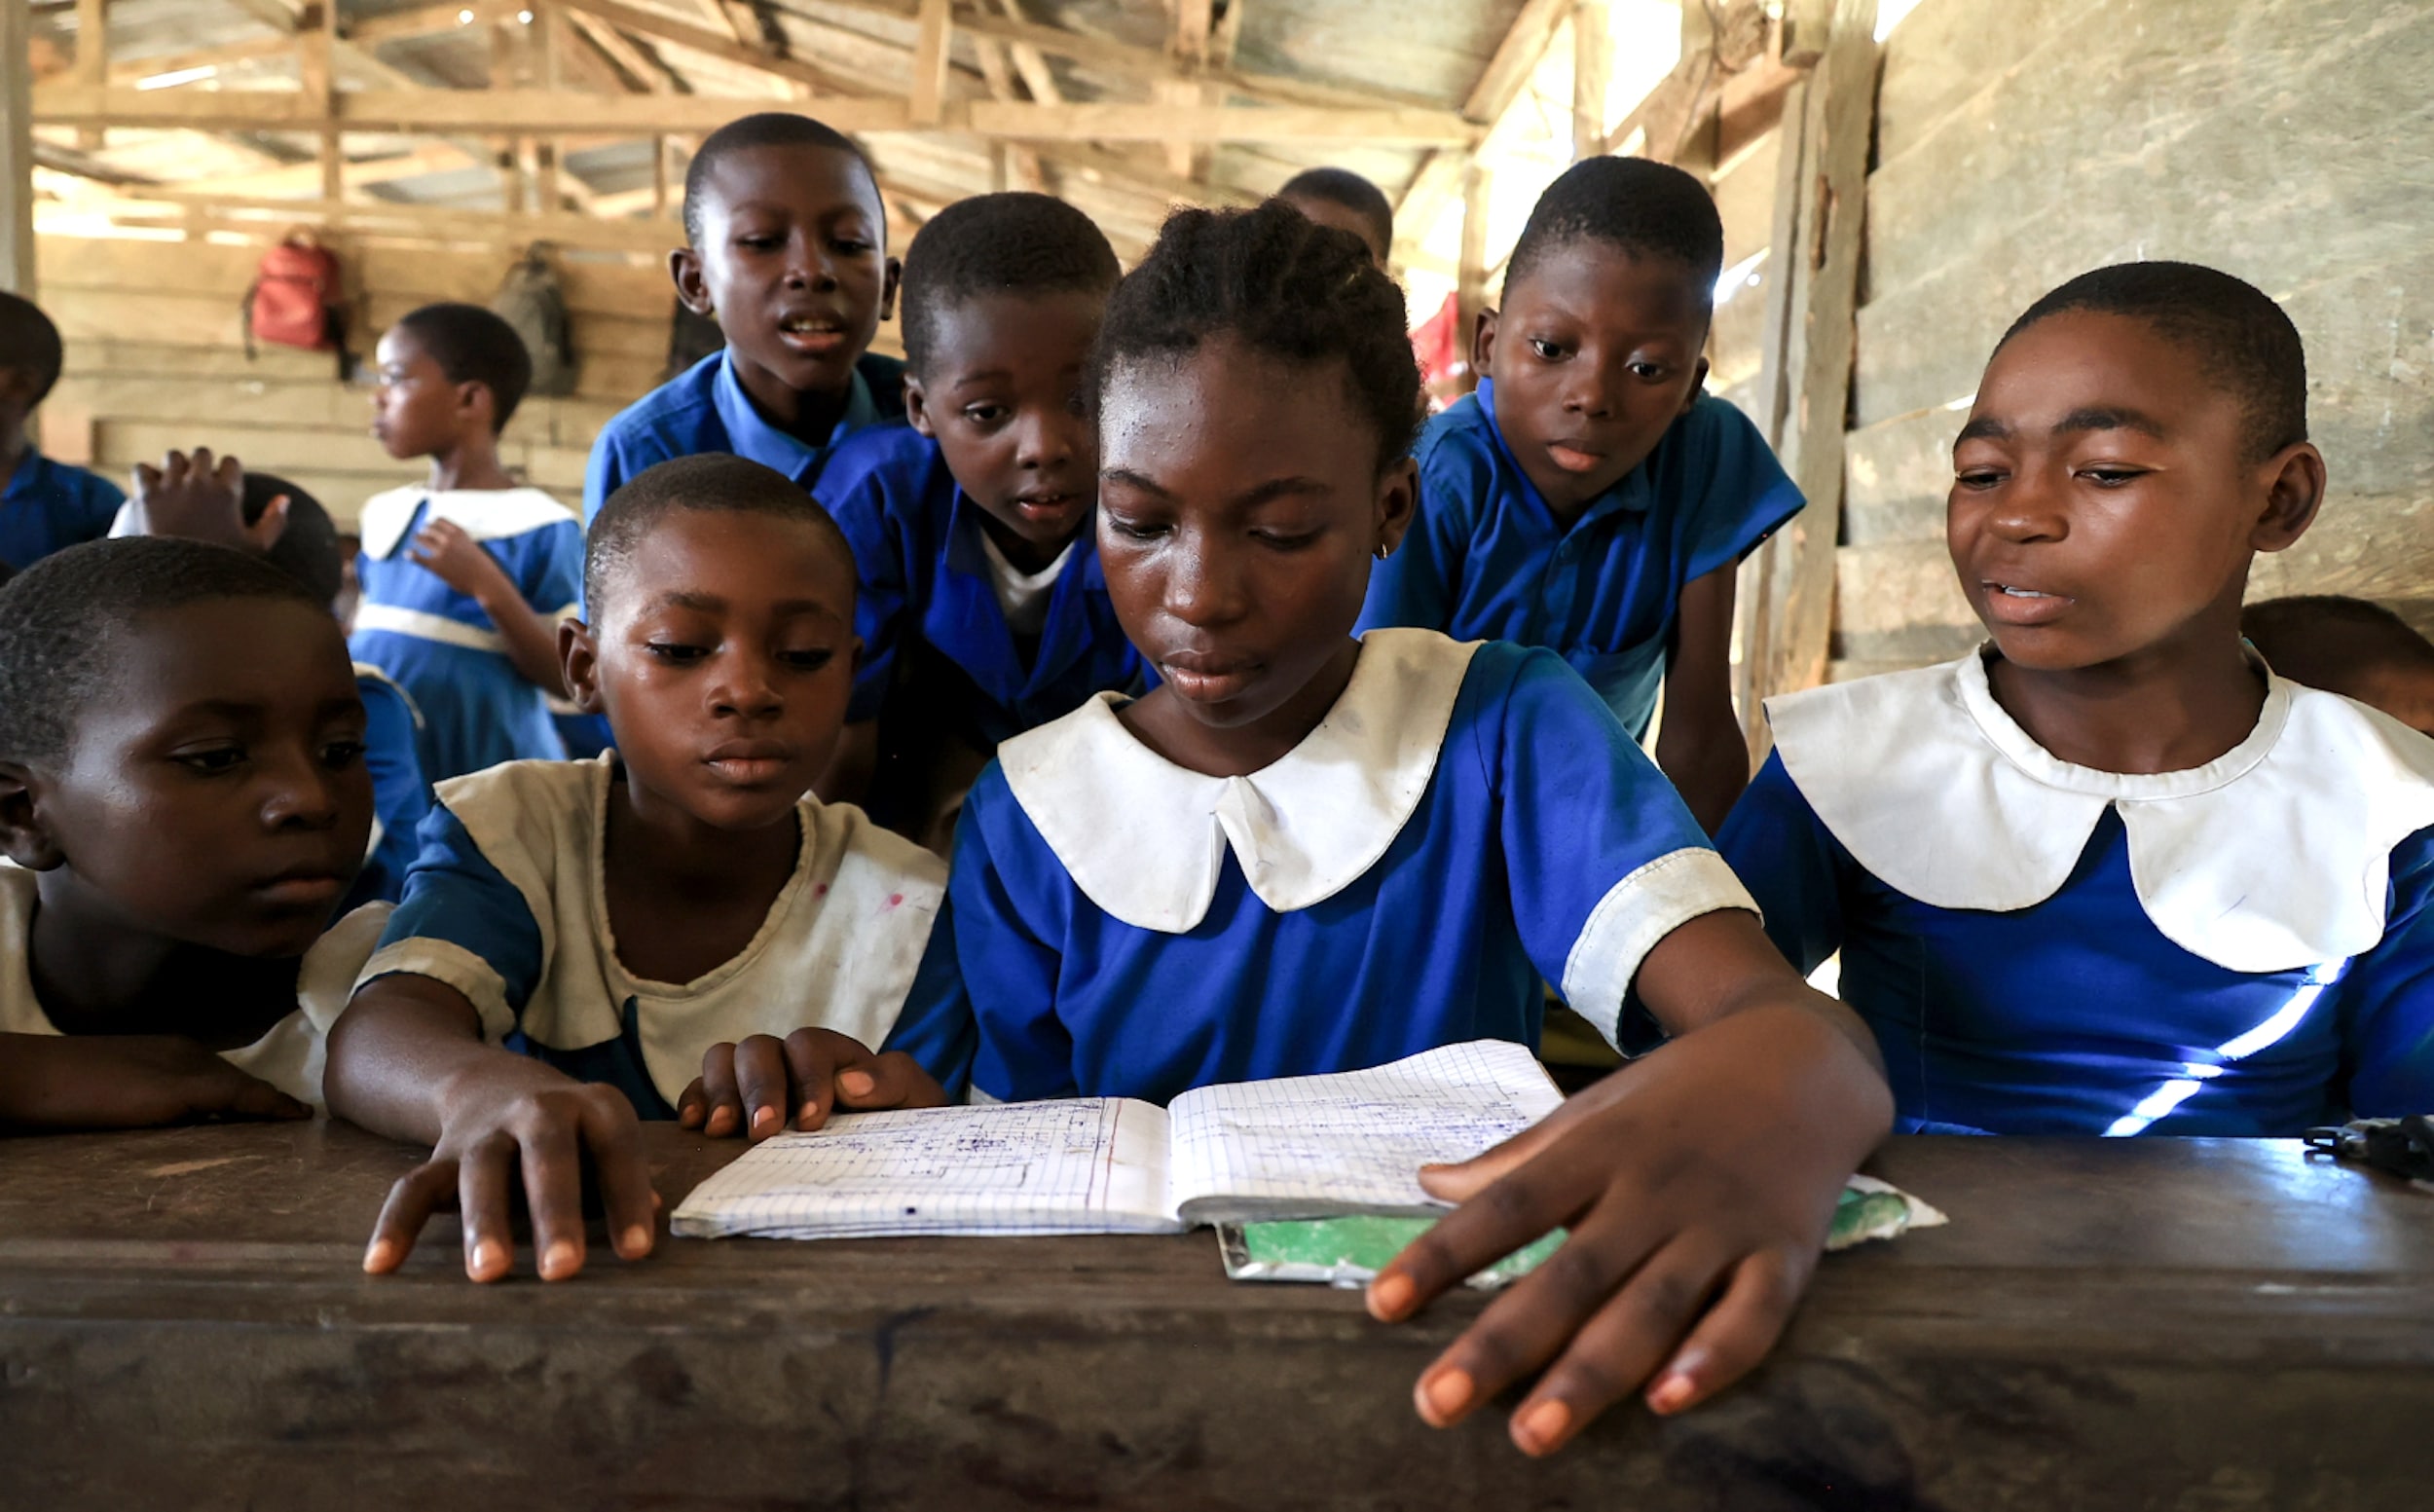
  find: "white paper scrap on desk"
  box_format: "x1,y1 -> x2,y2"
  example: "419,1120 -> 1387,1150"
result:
671,1039 -> 1565,1241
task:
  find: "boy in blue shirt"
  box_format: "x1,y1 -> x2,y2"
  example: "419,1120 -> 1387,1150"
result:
1720,262 -> 2434,1137
814,192 -> 1142,845
351,303 -> 583,782
584,112 -> 905,522
0,293 -> 125,571
1357,156 -> 1803,834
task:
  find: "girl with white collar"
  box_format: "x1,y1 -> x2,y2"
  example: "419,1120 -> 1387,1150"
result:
1721,262 -> 2434,1138
939,202 -> 1893,1455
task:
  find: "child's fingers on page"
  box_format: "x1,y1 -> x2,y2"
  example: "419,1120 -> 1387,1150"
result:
1498,1232 -> 1741,1455
455,1131 -> 521,1283
781,1027 -> 848,1129
1641,1246 -> 1808,1417
515,1115 -> 589,1282
697,1043 -> 744,1137
578,1094 -> 658,1262
365,1160 -> 457,1274
1368,1149 -> 1593,1322
1414,1072 -> 1621,1204
731,1034 -> 793,1140
675,1077 -> 708,1129
849,1051 -> 944,1110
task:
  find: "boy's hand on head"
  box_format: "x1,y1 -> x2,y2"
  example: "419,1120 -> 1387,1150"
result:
0,1034 -> 310,1131
363,1068 -> 660,1284
408,519 -> 516,603
129,448 -> 289,555
678,1028 -> 945,1140
1365,983 -> 1890,1456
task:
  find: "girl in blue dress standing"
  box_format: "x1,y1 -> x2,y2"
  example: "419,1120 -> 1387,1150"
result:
940,202 -> 1893,1455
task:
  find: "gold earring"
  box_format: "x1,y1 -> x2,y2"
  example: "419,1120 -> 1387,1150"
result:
1374,543 -> 1390,561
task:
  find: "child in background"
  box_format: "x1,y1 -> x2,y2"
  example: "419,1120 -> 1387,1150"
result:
2243,595 -> 2434,737
353,303 -> 583,782
584,112 -> 905,521
1273,166 -> 1394,268
117,449 -> 434,909
1358,156 -> 1802,834
328,455 -> 969,1285
0,293 -> 125,571
1719,262 -> 2434,1137
814,192 -> 1142,846
0,537 -> 390,1129
945,202 -> 1891,1451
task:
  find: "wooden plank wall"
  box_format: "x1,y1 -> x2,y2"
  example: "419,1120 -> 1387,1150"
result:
30,233 -> 686,525
1833,0 -> 2434,682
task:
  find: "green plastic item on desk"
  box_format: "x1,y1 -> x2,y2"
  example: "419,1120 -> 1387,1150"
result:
1216,1175 -> 1945,1288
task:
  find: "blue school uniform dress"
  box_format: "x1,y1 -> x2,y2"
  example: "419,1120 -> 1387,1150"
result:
1356,382 -> 1803,738
0,448 -> 125,570
1718,648 -> 2434,1136
348,663 -> 435,911
349,486 -> 582,783
355,756 -> 974,1116
582,350 -> 907,525
944,628 -> 1758,1105
816,424 -> 1147,826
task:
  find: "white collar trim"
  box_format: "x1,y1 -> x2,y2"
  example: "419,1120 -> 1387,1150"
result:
360,485 -> 575,558
1000,628 -> 1483,932
1764,647 -> 2434,973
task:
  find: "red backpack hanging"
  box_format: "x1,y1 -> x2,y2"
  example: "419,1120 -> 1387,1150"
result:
242,231 -> 343,355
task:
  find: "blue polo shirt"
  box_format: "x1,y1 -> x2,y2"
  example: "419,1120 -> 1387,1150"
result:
0,448 -> 125,571
1356,381 -> 1802,738
582,349 -> 906,524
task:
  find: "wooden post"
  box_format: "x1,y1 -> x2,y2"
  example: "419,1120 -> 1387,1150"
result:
1570,1 -> 1607,162
1164,0 -> 1216,182
1455,156 -> 1492,394
908,0 -> 952,127
650,132 -> 669,218
299,0 -> 340,203
73,0 -> 105,151
1,0 -> 33,299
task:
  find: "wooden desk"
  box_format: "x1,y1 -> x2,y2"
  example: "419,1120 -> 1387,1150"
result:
2,1125 -> 2430,1510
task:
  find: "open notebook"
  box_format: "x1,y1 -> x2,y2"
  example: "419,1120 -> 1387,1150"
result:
671,1040 -> 1563,1239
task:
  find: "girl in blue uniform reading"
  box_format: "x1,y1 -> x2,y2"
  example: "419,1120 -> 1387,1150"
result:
941,202 -> 1892,1455
328,455 -> 969,1287
814,193 -> 1144,847
1719,262 -> 2434,1137
350,303 -> 584,782
1354,157 -> 1802,833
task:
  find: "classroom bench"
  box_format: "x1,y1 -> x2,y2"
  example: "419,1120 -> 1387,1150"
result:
2,1123 -> 2430,1510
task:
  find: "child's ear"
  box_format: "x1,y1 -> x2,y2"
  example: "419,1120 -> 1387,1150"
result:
1469,308 -> 1498,381
1372,455 -> 1420,559
879,256 -> 904,323
903,373 -> 936,438
1682,355 -> 1711,413
560,618 -> 607,715
671,247 -> 714,317
2251,441 -> 2327,555
0,763 -> 65,872
457,380 -> 497,432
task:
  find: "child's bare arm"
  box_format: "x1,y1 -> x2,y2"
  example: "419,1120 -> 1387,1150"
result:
325,975 -> 657,1282
1367,909 -> 1890,1455
0,1032 -> 310,1130
1655,565 -> 1752,834
678,1027 -> 944,1139
407,519 -> 572,698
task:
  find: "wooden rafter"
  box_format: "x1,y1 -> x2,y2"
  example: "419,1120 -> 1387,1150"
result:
1394,0 -> 1569,261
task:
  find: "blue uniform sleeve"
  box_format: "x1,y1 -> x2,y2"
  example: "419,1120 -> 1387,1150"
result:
2339,826 -> 2434,1116
1480,645 -> 1759,1042
511,518 -> 585,617
353,676 -> 433,906
583,424 -> 634,528
816,452 -> 915,725
946,770 -> 1080,1101
1355,428 -> 1477,637
875,899 -> 977,1098
361,800 -> 547,1041
1715,750 -> 1849,977
1676,396 -> 1806,584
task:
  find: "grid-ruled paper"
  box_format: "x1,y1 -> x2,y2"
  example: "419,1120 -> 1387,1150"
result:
670,1098 -> 1178,1239
1165,1040 -> 1564,1223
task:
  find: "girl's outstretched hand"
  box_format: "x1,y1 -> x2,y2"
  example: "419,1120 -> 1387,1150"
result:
1365,921 -> 1892,1457
678,1027 -> 945,1140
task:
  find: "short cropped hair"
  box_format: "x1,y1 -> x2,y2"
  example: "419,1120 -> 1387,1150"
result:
0,537 -> 324,768
245,472 -> 346,610
584,454 -> 855,615
2244,595 -> 2434,693
683,111 -> 881,249
1503,156 -> 1725,306
1093,200 -> 1420,477
0,292 -> 65,407
1998,262 -> 2308,463
1276,166 -> 1394,257
392,302 -> 533,431
899,192 -> 1121,376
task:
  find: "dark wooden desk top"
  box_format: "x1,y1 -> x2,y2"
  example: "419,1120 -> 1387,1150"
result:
4,1124 -> 2431,1510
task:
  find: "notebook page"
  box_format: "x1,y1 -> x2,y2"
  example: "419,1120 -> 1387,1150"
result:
1164,1040 -> 1564,1225
670,1098 -> 1179,1239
